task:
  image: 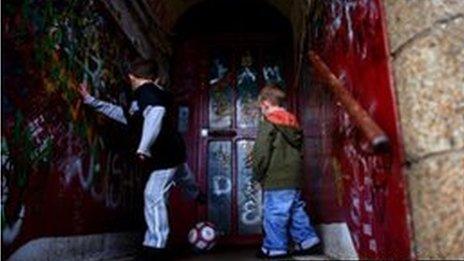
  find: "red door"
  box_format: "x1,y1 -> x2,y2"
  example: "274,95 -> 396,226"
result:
170,34 -> 292,244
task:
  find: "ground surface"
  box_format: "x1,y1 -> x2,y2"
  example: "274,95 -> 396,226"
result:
111,246 -> 328,260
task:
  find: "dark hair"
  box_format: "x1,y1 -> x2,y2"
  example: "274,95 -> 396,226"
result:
258,84 -> 286,106
155,73 -> 170,88
126,58 -> 157,80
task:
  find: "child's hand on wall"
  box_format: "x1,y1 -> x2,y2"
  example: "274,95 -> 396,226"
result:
78,83 -> 91,99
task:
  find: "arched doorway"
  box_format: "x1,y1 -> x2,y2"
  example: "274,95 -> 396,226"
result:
168,0 -> 294,245
163,0 -> 412,258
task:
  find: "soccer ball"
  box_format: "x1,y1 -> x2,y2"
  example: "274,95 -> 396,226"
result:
188,221 -> 217,252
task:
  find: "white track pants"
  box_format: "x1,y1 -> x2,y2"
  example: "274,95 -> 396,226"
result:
143,163 -> 199,248
143,167 -> 177,248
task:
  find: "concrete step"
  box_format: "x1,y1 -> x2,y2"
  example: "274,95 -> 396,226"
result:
110,249 -> 330,260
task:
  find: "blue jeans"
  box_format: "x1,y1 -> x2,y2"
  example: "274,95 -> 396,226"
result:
262,189 -> 320,255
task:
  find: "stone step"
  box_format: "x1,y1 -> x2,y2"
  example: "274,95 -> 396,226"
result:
110,251 -> 330,260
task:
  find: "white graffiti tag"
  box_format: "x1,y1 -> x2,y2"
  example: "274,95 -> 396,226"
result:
212,175 -> 232,196
240,179 -> 262,226
237,67 -> 257,85
58,123 -> 98,190
1,176 -> 26,245
262,66 -> 283,84
209,59 -> 229,85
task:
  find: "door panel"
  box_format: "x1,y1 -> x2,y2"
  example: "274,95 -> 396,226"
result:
236,51 -> 260,129
207,140 -> 233,235
236,139 -> 261,235
209,58 -> 234,130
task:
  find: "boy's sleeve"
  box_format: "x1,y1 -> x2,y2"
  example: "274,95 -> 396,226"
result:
252,120 -> 275,183
83,95 -> 128,125
136,105 -> 165,157
136,86 -> 168,157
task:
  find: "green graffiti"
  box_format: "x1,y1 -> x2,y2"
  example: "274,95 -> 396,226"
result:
6,112 -> 53,188
4,0 -> 136,193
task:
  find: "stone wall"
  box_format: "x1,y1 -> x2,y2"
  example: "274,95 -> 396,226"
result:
384,0 -> 464,259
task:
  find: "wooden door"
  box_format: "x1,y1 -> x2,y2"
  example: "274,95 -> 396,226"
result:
170,34 -> 292,244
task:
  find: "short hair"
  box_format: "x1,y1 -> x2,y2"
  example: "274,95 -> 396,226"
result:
258,84 -> 286,106
155,73 -> 170,88
127,58 -> 157,80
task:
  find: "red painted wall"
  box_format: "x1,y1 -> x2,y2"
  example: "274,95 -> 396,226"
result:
2,1 -> 145,258
301,0 -> 412,259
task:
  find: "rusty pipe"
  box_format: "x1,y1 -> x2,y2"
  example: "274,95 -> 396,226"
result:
308,51 -> 390,153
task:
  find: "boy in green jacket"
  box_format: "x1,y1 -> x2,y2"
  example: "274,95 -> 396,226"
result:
253,85 -> 322,258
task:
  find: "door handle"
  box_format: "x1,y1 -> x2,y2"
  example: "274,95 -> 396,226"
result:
201,128 -> 237,137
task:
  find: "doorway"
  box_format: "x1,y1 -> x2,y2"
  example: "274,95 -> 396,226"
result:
169,0 -> 294,244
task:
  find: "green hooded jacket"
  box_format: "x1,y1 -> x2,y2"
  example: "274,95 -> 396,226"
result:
252,116 -> 304,190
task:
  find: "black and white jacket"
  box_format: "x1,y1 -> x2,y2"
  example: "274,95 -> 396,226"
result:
83,83 -> 186,171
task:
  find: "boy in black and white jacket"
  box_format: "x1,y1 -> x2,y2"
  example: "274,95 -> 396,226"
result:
78,59 -> 204,258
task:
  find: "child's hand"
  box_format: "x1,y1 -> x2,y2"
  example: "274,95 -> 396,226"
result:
137,153 -> 148,162
136,153 -> 152,170
78,83 -> 91,99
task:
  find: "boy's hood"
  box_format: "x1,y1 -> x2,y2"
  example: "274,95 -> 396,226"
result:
265,109 -> 303,149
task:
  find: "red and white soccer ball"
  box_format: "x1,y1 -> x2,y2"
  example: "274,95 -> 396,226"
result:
188,221 -> 217,252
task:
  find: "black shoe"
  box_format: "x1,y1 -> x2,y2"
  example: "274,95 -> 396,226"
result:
195,191 -> 207,205
256,249 -> 289,259
292,243 -> 323,256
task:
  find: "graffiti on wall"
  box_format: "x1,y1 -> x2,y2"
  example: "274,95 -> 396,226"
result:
2,0 -> 145,257
303,0 -> 411,259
